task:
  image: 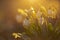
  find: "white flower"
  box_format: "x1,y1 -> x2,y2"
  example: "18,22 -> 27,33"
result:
23,18 -> 30,26
48,9 -> 52,14
16,15 -> 23,23
38,17 -> 44,25
36,11 -> 42,18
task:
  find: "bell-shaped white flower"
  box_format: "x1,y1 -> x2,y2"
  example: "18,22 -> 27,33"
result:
23,18 -> 30,26
48,9 -> 52,14
38,16 -> 45,25
16,15 -> 23,23
36,11 -> 42,18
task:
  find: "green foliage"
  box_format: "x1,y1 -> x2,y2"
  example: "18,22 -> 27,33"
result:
22,21 -> 60,40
